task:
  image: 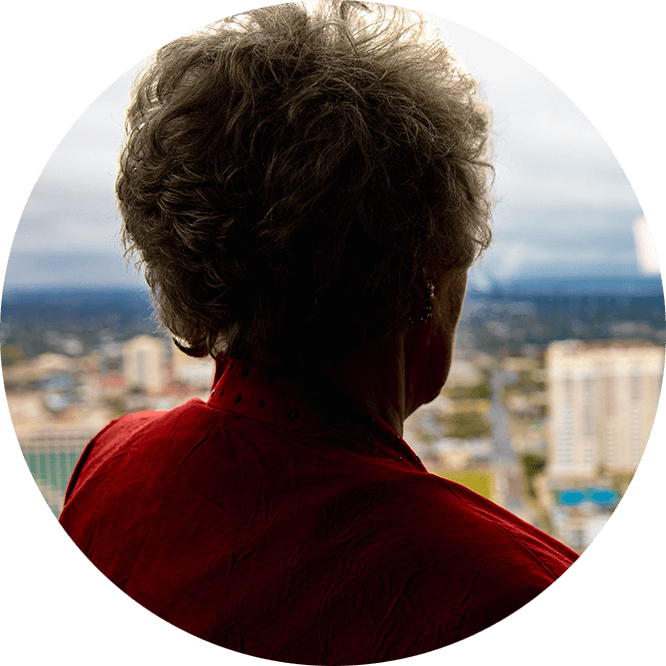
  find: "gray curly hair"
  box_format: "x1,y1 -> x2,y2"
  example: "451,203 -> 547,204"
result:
117,1 -> 493,371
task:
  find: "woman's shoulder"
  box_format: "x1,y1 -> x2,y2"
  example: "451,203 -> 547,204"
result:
376,469 -> 578,571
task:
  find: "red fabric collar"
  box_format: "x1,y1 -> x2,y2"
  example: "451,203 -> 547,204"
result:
207,356 -> 425,469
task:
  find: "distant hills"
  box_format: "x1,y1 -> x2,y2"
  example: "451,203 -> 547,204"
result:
1,276 -> 663,360
2,276 -> 663,327
468,275 -> 663,298
2,287 -> 153,327
4,274 -> 663,302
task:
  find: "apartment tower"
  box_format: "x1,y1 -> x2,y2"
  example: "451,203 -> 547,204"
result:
546,340 -> 663,482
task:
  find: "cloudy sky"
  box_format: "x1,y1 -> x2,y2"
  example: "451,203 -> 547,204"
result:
3,8 -> 647,292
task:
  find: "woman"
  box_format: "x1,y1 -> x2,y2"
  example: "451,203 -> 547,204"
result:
60,3 -> 577,663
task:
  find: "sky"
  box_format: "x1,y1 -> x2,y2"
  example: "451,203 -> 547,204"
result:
2,4 -> 650,292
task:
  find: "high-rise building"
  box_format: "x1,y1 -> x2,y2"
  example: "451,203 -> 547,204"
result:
122,335 -> 166,394
633,216 -> 660,276
546,339 -> 664,481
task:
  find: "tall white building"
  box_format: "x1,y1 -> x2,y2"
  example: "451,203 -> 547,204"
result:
122,335 -> 166,394
633,216 -> 660,276
546,340 -> 664,481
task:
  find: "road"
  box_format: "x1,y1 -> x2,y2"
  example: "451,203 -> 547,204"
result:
488,368 -> 525,512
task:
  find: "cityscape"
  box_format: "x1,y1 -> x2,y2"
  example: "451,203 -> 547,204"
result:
3,275 -> 663,555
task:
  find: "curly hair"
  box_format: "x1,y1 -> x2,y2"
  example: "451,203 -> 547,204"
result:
117,1 -> 493,371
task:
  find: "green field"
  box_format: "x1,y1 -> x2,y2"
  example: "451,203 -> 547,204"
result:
435,468 -> 495,500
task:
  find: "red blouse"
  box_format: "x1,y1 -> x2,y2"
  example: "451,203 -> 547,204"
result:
60,357 -> 577,664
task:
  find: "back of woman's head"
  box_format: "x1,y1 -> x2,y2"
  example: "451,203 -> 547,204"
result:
117,1 -> 493,371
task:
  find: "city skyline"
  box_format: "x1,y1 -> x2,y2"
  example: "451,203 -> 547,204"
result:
18,328 -> 661,538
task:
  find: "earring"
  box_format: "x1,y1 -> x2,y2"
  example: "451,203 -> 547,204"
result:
418,281 -> 435,323
408,281 -> 435,325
